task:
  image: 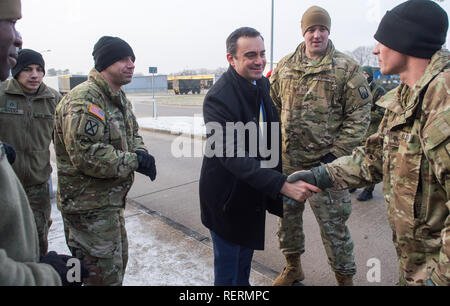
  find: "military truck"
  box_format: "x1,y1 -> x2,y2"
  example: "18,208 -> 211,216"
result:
59,75 -> 88,95
173,78 -> 201,95
43,74 -> 88,95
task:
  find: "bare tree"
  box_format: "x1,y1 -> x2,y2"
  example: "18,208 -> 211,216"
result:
346,45 -> 378,67
47,68 -> 57,76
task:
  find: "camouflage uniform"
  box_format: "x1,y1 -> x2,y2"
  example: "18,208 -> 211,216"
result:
364,82 -> 386,142
54,68 -> 147,285
325,49 -> 450,285
359,81 -> 386,194
0,78 -> 61,256
270,40 -> 372,276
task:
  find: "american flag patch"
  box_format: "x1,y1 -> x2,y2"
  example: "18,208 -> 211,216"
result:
89,104 -> 105,121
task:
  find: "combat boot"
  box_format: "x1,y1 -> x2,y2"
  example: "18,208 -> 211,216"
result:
357,189 -> 373,201
335,273 -> 353,286
272,253 -> 305,286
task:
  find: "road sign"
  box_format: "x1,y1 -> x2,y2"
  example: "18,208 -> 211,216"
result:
149,67 -> 158,74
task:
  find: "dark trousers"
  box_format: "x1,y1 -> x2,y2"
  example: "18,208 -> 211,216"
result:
210,231 -> 254,286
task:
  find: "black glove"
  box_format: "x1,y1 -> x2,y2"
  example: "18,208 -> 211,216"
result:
286,170 -> 316,185
40,251 -> 89,286
287,165 -> 333,191
2,143 -> 16,165
136,150 -> 157,181
320,152 -> 337,164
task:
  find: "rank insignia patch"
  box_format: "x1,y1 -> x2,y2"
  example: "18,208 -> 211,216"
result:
85,120 -> 99,136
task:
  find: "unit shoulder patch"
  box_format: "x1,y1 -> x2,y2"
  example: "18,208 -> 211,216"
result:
358,86 -> 370,100
85,119 -> 99,136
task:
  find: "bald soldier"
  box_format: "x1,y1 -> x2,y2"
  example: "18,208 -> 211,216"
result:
270,6 -> 372,286
54,36 -> 157,285
288,0 -> 450,286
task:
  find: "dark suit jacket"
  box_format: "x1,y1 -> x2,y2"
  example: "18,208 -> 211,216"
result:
199,66 -> 286,250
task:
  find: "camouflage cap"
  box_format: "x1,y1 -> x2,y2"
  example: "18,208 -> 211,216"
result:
301,6 -> 331,36
0,0 -> 21,20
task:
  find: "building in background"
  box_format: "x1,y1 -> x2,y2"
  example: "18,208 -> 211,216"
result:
123,75 -> 168,94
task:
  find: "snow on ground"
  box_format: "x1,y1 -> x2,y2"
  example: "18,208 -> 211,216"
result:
47,202 -> 214,286
47,117 -> 273,286
137,116 -> 206,138
48,201 -> 272,286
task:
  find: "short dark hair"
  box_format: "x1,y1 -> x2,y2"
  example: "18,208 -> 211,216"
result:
226,27 -> 263,57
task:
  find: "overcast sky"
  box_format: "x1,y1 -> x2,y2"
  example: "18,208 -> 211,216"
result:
16,0 -> 450,75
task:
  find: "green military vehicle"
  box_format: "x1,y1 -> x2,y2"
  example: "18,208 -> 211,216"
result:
173,78 -> 201,95
59,75 -> 88,95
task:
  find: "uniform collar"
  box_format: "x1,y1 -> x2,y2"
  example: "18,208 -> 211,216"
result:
88,68 -> 127,108
287,39 -> 335,74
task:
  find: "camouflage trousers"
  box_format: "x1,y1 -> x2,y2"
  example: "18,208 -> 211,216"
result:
25,182 -> 51,257
277,188 -> 356,275
62,208 -> 128,286
363,184 -> 375,192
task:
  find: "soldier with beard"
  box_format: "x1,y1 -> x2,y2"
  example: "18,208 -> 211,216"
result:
54,36 -> 157,285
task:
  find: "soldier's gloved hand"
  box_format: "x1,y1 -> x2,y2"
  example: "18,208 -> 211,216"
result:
2,142 -> 16,165
136,150 -> 157,181
320,152 -> 337,164
287,166 -> 333,191
40,251 -> 88,286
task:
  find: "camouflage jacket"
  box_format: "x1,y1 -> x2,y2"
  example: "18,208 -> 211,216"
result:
326,50 -> 450,286
54,68 -> 146,214
0,79 -> 61,187
270,40 -> 372,172
362,81 -> 386,143
0,142 -> 61,285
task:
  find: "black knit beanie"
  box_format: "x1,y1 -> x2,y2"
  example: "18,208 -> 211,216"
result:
92,36 -> 135,72
12,49 -> 45,78
374,0 -> 448,59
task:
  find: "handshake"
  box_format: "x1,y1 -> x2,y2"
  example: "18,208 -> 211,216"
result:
135,150 -> 157,181
281,165 -> 334,206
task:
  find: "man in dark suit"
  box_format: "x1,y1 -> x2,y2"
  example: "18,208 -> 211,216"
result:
199,27 -> 320,286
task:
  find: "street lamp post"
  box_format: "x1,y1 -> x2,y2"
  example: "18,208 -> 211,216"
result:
149,66 -> 158,118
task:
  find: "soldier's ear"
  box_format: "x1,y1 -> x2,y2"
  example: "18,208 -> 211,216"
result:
226,53 -> 236,68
